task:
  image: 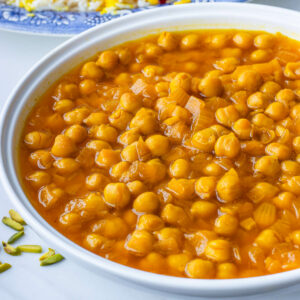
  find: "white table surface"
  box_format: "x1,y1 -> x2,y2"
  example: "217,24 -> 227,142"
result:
1,1 -> 300,299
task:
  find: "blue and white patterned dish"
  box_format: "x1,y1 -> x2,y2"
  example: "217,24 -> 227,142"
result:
0,0 -> 248,36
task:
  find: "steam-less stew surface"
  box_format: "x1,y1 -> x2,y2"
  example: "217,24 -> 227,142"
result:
19,30 -> 300,279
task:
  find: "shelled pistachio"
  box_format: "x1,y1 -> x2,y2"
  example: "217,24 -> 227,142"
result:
2,217 -> 23,231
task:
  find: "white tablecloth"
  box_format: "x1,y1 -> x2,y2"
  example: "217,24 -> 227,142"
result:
0,1 -> 300,299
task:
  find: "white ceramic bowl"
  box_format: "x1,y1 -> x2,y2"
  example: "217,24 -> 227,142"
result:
1,3 -> 300,297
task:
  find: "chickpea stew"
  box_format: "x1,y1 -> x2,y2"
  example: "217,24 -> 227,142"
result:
19,30 -> 300,279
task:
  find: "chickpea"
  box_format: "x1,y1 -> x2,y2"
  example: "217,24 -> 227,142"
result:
118,128 -> 140,146
292,230 -> 300,245
79,79 -> 97,95
86,140 -> 111,152
39,184 -> 65,208
205,239 -> 231,262
95,124 -> 118,143
170,73 -> 191,93
138,214 -> 164,231
251,113 -> 274,128
214,57 -> 239,73
191,128 -> 217,152
110,161 -> 130,179
143,65 -> 164,78
29,150 -> 53,169
282,176 -> 300,195
214,214 -> 238,236
139,158 -> 166,184
232,119 -> 252,139
221,47 -> 242,58
203,162 -> 224,176
92,217 -> 128,239
217,263 -> 238,279
27,171 -> 51,188
254,34 -> 275,49
120,92 -> 142,113
133,192 -> 159,214
96,149 -> 120,168
53,99 -> 75,114
84,112 -> 108,126
254,156 -> 280,176
130,108 -> 157,135
139,252 -> 166,272
250,49 -> 271,63
172,106 -> 191,123
167,253 -> 191,273
55,82 -> 78,100
127,180 -> 147,196
215,105 -> 240,127
241,140 -> 265,156
157,32 -> 178,51
169,159 -> 190,178
53,158 -> 80,175
84,192 -> 108,212
64,107 -> 90,125
233,32 -> 253,49
80,61 -> 104,81
290,103 -> 300,120
284,61 -> 300,79
109,109 -> 132,131
114,73 -> 131,85
51,134 -> 77,157
117,48 -> 132,65
276,89 -> 295,105
126,230 -> 153,256
209,34 -> 228,49
190,201 -> 217,219
281,160 -> 300,176
217,169 -> 241,203
195,176 -> 217,200
121,209 -> 137,228
155,82 -> 169,97
167,178 -> 195,200
215,133 -> 240,158
103,182 -> 130,209
155,227 -> 183,255
237,70 -> 262,92
185,259 -> 215,279
180,34 -> 199,50
247,92 -> 268,110
265,143 -> 291,160
210,124 -> 231,137
60,212 -> 81,227
265,102 -> 288,121
199,77 -> 223,97
86,173 -> 109,190
145,134 -> 169,156
64,125 -> 87,143
260,81 -> 281,97
161,203 -> 189,227
45,113 -> 65,133
121,142 -> 138,162
84,234 -> 111,251
183,61 -> 199,73
273,191 -> 295,209
293,136 -> 300,154
145,43 -> 163,58
255,229 -> 279,251
24,131 -> 51,150
96,50 -> 118,70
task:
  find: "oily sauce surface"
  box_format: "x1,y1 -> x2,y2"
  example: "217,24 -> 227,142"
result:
19,30 -> 300,279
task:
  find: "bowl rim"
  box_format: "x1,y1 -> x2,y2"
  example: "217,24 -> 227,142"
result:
1,2 -> 300,297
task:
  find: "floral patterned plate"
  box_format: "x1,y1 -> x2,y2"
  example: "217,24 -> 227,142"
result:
0,0 -> 248,36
